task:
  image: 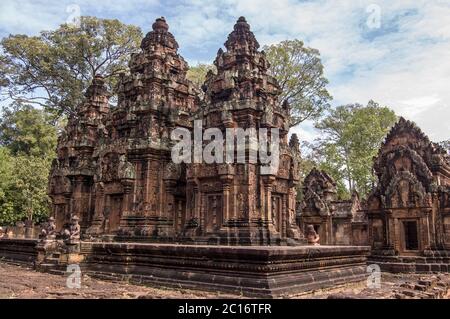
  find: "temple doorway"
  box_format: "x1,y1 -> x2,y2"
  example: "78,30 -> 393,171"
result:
402,220 -> 419,251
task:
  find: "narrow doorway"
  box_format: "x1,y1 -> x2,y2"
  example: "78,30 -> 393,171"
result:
403,221 -> 419,250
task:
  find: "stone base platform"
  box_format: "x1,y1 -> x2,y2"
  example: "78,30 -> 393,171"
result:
369,250 -> 450,273
82,243 -> 370,297
0,238 -> 38,265
0,238 -> 370,297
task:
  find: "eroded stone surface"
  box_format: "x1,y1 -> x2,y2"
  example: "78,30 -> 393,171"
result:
1,262 -> 448,299
365,117 -> 450,269
298,168 -> 368,246
47,16 -> 302,246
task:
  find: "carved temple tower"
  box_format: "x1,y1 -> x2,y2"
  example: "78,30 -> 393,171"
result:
184,17 -> 303,244
49,75 -> 110,231
367,117 -> 450,262
49,17 -> 303,245
87,17 -> 197,238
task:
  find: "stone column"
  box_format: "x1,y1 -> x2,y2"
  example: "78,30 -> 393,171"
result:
281,194 -> 287,238
262,176 -> 276,222
218,164 -> 235,225
163,180 -> 176,220
393,217 -> 400,252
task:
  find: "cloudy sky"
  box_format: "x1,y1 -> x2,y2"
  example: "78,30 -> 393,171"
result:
1,0 -> 449,142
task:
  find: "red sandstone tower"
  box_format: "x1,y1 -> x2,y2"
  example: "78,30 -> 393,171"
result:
184,17 -> 303,244
48,75 -> 110,232
87,17 -> 198,238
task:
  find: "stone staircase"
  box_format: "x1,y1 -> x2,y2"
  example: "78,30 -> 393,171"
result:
37,251 -> 66,275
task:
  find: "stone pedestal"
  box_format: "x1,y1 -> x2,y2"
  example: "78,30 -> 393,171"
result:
84,243 -> 371,297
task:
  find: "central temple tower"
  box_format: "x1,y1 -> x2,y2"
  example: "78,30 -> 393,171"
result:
185,17 -> 303,244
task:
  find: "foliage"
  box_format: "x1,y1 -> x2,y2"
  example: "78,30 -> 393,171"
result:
312,100 -> 397,199
263,40 -> 332,127
0,103 -> 58,157
0,105 -> 57,225
0,154 -> 52,225
186,63 -> 216,92
0,16 -> 142,120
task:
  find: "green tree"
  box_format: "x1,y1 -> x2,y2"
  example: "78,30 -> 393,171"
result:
0,105 -> 57,225
313,100 -> 397,198
186,63 -> 216,92
263,40 -> 332,127
0,104 -> 57,157
0,16 -> 142,120
0,147 -> 14,224
0,155 -> 52,225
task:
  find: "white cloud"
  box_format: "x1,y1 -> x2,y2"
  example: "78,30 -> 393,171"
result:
1,0 -> 449,142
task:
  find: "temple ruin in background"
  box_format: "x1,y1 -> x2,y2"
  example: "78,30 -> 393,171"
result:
298,168 -> 368,246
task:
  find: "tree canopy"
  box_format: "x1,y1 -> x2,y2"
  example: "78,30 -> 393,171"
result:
0,16 -> 142,120
186,63 -> 215,93
310,101 -> 397,198
0,104 -> 57,157
0,105 -> 57,225
263,40 -> 332,127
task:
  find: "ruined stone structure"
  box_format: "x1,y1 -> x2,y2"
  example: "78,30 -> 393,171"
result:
367,118 -> 450,272
298,168 -> 368,246
48,17 -> 302,245
185,17 -> 302,244
48,75 -> 110,232
87,17 -> 197,239
1,16 -> 391,297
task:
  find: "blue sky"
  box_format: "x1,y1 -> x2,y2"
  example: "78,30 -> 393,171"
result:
1,0 -> 449,142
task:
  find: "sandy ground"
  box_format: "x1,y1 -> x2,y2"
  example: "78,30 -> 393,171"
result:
0,261 -> 449,299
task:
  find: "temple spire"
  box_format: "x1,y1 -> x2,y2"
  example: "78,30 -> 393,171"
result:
141,16 -> 179,51
224,16 -> 260,53
152,16 -> 169,32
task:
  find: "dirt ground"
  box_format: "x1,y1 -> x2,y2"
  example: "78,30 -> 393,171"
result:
0,262 -> 235,299
0,261 -> 449,299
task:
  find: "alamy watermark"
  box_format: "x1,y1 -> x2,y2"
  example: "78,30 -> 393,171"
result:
171,120 -> 280,175
367,264 -> 381,289
366,4 -> 382,29
66,4 -> 81,28
66,264 -> 81,289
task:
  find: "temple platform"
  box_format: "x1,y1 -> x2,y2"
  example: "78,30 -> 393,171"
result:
0,238 -> 38,265
369,250 -> 450,273
0,238 -> 370,298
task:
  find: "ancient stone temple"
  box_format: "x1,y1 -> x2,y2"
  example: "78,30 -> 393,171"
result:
298,168 -> 368,246
48,75 -> 110,232
86,17 -> 198,239
1,16 -> 373,297
185,17 -> 302,245
367,117 -> 450,272
48,16 -> 302,245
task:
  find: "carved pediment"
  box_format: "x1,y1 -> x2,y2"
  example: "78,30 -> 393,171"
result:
385,171 -> 430,208
301,189 -> 331,217
303,168 -> 337,195
378,146 -> 433,192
